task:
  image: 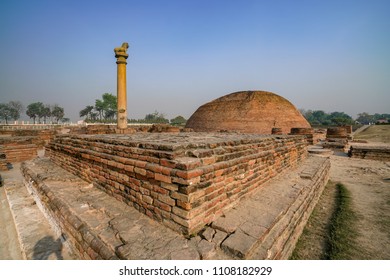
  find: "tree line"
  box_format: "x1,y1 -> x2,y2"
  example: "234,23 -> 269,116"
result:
80,93 -> 187,126
0,100 -> 67,124
300,109 -> 390,126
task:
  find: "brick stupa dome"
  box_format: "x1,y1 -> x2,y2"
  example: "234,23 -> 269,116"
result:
185,90 -> 310,134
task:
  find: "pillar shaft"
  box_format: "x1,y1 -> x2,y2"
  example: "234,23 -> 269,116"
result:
114,42 -> 129,130
117,62 -> 127,129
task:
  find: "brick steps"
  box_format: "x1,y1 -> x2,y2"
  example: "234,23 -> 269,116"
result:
212,155 -> 330,259
252,157 -> 330,259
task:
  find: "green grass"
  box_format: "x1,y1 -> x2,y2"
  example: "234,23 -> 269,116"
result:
326,183 -> 359,259
290,182 -> 360,260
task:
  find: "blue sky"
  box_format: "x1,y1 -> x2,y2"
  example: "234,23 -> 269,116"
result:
0,0 -> 389,121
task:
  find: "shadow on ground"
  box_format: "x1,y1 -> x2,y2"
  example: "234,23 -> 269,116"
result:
33,236 -> 63,260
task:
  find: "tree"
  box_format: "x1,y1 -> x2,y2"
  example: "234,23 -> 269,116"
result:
26,102 -> 44,124
8,101 -> 24,120
102,93 -> 117,120
95,99 -> 105,120
79,105 -> 94,119
170,115 -> 187,126
42,105 -> 52,124
356,112 -> 375,125
301,109 -> 354,126
144,110 -> 169,123
0,103 -> 18,124
51,105 -> 64,123
329,112 -> 354,126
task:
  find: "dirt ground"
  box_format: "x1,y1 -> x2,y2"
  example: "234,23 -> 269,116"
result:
330,155 -> 390,259
293,125 -> 390,259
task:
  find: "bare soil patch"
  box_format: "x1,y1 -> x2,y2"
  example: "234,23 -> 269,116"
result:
293,126 -> 390,259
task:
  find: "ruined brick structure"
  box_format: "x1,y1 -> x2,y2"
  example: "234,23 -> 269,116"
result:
348,144 -> 390,161
0,129 -> 57,147
46,133 -> 308,235
324,127 -> 350,151
290,128 -> 315,145
185,91 -> 311,134
0,137 -> 38,164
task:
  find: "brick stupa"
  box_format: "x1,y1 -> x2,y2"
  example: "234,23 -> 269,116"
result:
186,90 -> 310,134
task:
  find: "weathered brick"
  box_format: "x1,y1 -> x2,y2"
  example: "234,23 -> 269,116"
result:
160,158 -> 177,168
146,163 -> 163,173
171,192 -> 189,202
160,182 -> 178,191
155,174 -> 171,184
176,200 -> 191,210
134,167 -> 147,176
158,194 -> 176,206
153,199 -> 172,212
172,206 -> 190,219
142,195 -> 153,205
124,165 -> 134,172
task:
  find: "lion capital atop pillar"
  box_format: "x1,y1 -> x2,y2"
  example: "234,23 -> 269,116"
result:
114,42 -> 129,64
114,42 -> 129,130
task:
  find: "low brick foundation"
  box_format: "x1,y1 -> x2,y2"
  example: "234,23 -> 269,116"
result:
46,133 -> 307,235
0,136 -> 38,164
290,128 -> 316,144
348,144 -> 390,161
0,129 -> 57,147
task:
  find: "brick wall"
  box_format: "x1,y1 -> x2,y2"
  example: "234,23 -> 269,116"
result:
46,133 -> 308,235
0,136 -> 38,163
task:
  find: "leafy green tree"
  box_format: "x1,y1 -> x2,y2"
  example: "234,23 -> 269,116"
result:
329,112 -> 354,126
102,93 -> 117,120
42,105 -> 52,124
356,112 -> 375,125
26,102 -> 44,124
170,115 -> 187,126
0,103 -> 18,124
8,101 -> 24,120
302,109 -> 354,126
95,99 -> 105,120
79,105 -> 94,120
144,110 -> 169,123
373,113 -> 390,123
51,105 -> 64,123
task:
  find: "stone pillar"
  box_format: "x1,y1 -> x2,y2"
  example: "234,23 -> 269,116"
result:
114,42 -> 129,130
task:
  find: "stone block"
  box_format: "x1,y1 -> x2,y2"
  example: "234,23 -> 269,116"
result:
221,230 -> 257,259
200,227 -> 215,242
197,239 -> 216,260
